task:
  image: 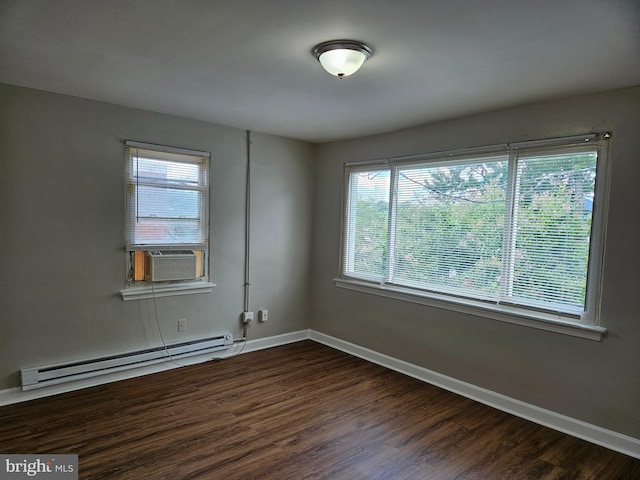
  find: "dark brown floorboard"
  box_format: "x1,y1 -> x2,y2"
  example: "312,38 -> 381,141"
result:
1,341 -> 638,479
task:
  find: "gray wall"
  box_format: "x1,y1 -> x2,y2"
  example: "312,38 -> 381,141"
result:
2,81 -> 639,441
0,83 -> 315,390
311,86 -> 640,439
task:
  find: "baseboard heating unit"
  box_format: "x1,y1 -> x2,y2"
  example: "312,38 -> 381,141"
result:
20,333 -> 234,391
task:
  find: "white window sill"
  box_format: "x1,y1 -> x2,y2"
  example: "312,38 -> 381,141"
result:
120,281 -> 215,301
334,278 -> 606,341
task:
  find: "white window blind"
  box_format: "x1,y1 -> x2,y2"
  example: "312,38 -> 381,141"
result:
341,134 -> 608,324
504,149 -> 598,313
125,142 -> 210,250
392,156 -> 507,301
343,167 -> 390,281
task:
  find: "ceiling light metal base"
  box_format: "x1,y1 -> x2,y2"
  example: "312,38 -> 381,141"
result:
312,40 -> 374,60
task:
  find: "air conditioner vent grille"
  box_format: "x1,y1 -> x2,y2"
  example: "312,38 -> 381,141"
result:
145,250 -> 197,282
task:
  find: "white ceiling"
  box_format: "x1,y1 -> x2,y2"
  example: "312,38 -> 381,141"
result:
1,0 -> 639,143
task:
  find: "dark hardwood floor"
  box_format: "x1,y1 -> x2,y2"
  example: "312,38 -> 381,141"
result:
1,340 -> 638,479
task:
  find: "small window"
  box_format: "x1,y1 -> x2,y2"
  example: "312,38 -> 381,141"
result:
340,134 -> 609,329
124,141 -> 210,287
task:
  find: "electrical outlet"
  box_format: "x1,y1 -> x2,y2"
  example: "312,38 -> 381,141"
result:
178,318 -> 186,332
242,311 -> 254,324
259,309 -> 268,322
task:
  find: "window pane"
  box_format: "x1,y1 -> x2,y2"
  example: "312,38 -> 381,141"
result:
125,144 -> 209,250
392,159 -> 507,299
134,217 -> 201,244
345,170 -> 390,278
135,157 -> 201,186
508,151 -> 597,310
137,186 -> 200,219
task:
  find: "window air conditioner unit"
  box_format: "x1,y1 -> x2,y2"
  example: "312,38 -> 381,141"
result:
145,250 -> 197,282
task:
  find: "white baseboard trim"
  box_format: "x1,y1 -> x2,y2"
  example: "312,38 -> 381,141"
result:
2,328 -> 638,460
231,329 -> 310,355
0,330 -> 311,407
309,330 -> 640,460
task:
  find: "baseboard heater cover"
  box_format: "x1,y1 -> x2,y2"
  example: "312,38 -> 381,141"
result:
20,333 -> 234,391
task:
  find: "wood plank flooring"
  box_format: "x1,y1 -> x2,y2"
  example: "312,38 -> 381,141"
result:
1,340 -> 638,479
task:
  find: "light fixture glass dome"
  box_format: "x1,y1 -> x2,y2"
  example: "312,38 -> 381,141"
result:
312,40 -> 373,78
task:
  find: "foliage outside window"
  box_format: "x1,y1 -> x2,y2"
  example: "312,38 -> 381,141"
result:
124,141 -> 210,285
341,135 -> 609,326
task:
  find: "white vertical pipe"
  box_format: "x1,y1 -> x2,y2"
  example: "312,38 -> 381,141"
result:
244,130 -> 252,312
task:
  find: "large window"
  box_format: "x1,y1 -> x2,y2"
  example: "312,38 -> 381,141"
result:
123,141 -> 210,293
339,134 -> 609,333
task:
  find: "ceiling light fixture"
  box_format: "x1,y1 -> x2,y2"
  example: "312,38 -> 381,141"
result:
312,40 -> 373,78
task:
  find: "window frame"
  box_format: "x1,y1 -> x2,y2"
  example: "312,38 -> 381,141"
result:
336,134 -> 610,340
120,141 -> 215,300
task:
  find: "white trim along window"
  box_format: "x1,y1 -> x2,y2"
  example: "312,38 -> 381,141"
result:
121,141 -> 212,300
337,134 -> 610,339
